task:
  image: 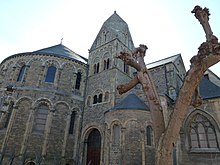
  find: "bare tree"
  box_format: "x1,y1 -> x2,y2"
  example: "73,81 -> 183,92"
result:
117,5 -> 220,165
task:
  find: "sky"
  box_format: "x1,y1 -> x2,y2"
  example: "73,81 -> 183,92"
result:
0,0 -> 220,77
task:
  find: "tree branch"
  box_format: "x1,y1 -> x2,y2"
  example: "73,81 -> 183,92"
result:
117,52 -> 142,71
117,76 -> 139,94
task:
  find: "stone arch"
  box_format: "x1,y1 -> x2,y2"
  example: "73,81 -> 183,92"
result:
33,98 -> 54,111
60,62 -> 77,72
43,59 -> 61,68
82,126 -> 102,165
15,96 -> 33,107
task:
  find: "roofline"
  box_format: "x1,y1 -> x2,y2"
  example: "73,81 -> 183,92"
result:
146,53 -> 181,66
1,52 -> 88,66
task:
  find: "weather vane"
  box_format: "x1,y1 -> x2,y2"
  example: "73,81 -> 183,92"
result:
60,38 -> 63,44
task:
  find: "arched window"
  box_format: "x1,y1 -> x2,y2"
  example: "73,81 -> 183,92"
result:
146,125 -> 153,146
113,124 -> 120,144
45,66 -> 56,83
93,95 -> 98,104
96,63 -> 100,73
188,114 -> 219,150
33,104 -> 49,133
69,111 -> 76,134
17,65 -> 26,82
93,63 -> 100,74
98,93 -> 102,103
93,64 -> 97,74
104,58 -> 110,70
75,72 -> 82,90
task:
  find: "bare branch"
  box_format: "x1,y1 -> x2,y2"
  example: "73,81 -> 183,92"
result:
117,52 -> 142,71
117,76 -> 139,94
192,5 -> 218,43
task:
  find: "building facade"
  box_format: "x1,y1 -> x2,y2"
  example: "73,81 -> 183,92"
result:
0,12 -> 219,165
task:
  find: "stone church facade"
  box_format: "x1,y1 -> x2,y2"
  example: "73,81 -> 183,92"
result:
0,12 -> 219,165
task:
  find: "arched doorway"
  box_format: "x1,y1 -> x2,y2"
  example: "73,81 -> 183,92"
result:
86,129 -> 101,165
25,161 -> 36,165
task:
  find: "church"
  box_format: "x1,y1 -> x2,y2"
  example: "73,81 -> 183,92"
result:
0,11 -> 219,165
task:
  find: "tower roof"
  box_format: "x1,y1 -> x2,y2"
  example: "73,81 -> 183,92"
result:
110,93 -> 150,111
90,11 -> 134,51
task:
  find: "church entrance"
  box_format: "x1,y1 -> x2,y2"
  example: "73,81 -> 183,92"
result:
86,129 -> 101,165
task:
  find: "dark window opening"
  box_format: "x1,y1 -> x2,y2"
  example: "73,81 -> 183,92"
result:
75,72 -> 82,90
147,125 -> 153,146
45,66 -> 56,83
93,95 -> 98,104
17,65 -> 26,82
69,111 -> 76,134
98,94 -> 102,103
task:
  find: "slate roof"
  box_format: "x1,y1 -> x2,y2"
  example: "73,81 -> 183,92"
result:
90,11 -> 134,51
33,44 -> 87,63
2,44 -> 87,65
200,77 -> 220,99
146,54 -> 181,69
110,93 -> 150,111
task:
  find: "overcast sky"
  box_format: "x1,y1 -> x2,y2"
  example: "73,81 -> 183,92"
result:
0,0 -> 219,76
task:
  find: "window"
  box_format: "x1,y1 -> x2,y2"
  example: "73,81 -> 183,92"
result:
188,114 -> 219,150
17,65 -> 26,82
93,63 -> 100,74
45,66 -> 56,83
98,94 -> 102,103
75,72 -> 82,90
33,104 -> 49,133
113,124 -> 120,144
93,95 -> 98,104
146,125 -> 153,146
69,111 -> 76,134
104,58 -> 110,70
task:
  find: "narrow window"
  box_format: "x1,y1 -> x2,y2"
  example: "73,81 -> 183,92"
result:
94,64 -> 97,74
107,58 -> 110,69
17,65 -> 26,82
147,125 -> 153,146
98,93 -> 102,103
45,66 -> 56,83
97,63 -> 99,73
93,95 -> 98,104
104,60 -> 107,70
75,72 -> 82,90
69,111 -> 75,134
33,104 -> 49,133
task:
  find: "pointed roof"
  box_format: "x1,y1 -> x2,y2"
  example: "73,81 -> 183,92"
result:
90,11 -> 134,51
200,77 -> 220,99
110,93 -> 150,111
33,44 -> 87,63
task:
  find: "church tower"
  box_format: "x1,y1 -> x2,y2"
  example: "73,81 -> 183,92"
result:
80,11 -> 136,164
